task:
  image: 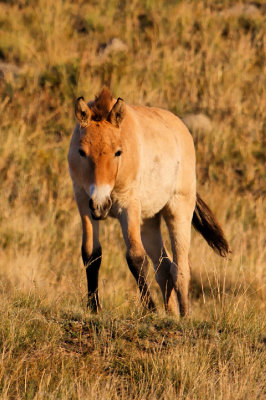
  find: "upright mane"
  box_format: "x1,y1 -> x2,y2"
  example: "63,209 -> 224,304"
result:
91,87 -> 113,121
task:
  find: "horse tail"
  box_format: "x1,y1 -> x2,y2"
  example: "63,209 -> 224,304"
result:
192,193 -> 230,257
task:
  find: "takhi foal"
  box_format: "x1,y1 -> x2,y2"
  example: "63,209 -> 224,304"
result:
68,87 -> 229,317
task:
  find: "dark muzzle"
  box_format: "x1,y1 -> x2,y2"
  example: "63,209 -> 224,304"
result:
89,197 -> 112,220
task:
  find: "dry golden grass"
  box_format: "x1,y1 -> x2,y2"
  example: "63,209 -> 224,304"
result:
0,0 -> 265,398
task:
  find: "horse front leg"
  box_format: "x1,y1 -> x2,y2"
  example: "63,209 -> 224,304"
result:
74,184 -> 102,313
82,243 -> 102,313
119,204 -> 156,311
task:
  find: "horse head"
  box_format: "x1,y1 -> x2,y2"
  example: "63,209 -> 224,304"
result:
75,88 -> 126,219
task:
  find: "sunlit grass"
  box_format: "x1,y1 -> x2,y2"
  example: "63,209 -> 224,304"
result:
0,0 -> 265,398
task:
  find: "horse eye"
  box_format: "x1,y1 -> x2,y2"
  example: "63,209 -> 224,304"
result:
115,150 -> 122,157
79,149 -> 86,158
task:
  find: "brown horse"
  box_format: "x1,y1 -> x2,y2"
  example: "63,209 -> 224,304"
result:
68,87 -> 229,316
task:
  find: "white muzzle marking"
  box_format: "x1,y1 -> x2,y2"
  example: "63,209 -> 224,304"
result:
89,184 -> 111,204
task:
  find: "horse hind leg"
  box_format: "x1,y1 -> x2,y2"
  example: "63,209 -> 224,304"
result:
163,195 -> 195,317
141,214 -> 179,316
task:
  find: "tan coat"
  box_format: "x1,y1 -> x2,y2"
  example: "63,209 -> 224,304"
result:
68,88 -> 229,316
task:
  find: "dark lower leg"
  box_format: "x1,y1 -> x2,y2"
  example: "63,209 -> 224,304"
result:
126,252 -> 156,311
82,246 -> 102,312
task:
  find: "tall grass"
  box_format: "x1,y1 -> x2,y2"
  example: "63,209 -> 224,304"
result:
0,0 -> 265,398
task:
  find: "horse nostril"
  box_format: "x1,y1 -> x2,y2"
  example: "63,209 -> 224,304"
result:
103,197 -> 112,211
89,198 -> 94,210
79,149 -> 86,158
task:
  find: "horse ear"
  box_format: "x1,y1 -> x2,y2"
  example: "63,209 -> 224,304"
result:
108,98 -> 126,128
75,97 -> 91,127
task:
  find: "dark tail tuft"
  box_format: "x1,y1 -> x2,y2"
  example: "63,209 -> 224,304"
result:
192,193 -> 230,257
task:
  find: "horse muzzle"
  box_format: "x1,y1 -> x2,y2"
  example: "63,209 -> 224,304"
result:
89,196 -> 112,220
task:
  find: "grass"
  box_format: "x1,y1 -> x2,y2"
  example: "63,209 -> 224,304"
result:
0,0 -> 265,398
0,292 -> 265,399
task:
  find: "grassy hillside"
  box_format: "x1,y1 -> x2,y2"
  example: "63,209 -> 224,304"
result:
0,0 -> 265,398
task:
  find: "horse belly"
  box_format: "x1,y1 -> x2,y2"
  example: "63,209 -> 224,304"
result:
139,157 -> 179,219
